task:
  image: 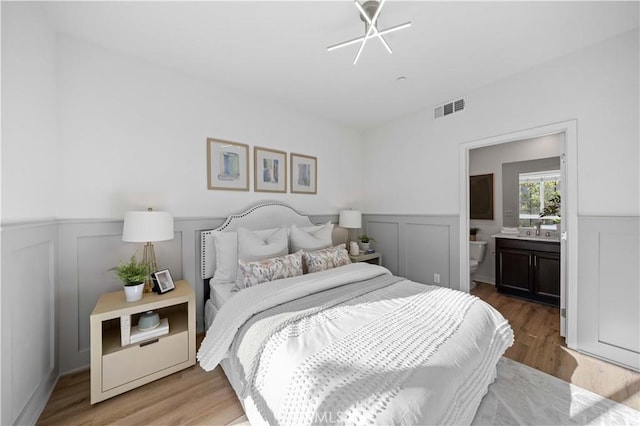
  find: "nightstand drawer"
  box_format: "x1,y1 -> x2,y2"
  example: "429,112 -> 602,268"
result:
102,331 -> 188,391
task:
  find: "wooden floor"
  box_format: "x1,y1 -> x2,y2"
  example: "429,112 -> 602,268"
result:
38,283 -> 639,425
471,283 -> 639,411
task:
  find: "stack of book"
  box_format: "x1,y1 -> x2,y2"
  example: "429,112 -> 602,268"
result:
121,315 -> 169,346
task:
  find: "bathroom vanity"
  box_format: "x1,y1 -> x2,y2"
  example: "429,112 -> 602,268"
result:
493,234 -> 560,306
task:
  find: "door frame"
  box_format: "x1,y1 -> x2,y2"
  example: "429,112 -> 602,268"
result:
458,120 -> 578,349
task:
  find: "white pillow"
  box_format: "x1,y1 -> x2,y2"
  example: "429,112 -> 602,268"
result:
289,222 -> 334,252
237,227 -> 289,260
211,228 -> 280,285
211,232 -> 238,285
235,227 -> 289,289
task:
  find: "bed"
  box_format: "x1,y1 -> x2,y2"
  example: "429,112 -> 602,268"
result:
197,201 -> 513,425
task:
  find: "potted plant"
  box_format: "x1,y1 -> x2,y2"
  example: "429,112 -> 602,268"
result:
358,234 -> 376,252
111,255 -> 149,302
540,193 -> 561,221
470,227 -> 479,241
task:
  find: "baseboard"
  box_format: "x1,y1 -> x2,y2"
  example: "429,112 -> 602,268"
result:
472,275 -> 495,285
60,365 -> 90,376
13,369 -> 58,425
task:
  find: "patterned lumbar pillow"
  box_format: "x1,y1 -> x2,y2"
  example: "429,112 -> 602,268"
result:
302,244 -> 351,274
237,251 -> 304,289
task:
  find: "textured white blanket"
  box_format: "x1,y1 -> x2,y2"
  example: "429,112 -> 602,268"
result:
198,263 -> 513,425
198,263 -> 393,370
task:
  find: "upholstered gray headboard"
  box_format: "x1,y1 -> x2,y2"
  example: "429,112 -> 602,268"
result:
200,200 -> 346,281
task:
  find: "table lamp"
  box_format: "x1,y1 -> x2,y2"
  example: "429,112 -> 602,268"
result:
339,209 -> 362,252
122,208 -> 174,292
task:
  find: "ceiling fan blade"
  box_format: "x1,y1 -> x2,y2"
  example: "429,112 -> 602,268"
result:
327,22 -> 412,52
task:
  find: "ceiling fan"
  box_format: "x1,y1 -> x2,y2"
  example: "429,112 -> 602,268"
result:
327,0 -> 411,65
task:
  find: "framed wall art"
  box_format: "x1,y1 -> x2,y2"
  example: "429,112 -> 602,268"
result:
207,138 -> 249,191
470,173 -> 494,220
254,146 -> 287,193
290,153 -> 317,194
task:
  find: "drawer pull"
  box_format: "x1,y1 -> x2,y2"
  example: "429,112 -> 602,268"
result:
140,339 -> 159,347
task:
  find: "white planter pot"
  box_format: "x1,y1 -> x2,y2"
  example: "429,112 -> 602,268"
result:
360,242 -> 371,252
124,283 -> 144,302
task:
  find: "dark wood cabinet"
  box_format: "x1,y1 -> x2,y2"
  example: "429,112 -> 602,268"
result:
495,237 -> 560,306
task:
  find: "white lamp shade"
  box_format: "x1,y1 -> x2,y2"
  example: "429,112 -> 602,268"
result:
339,210 -> 362,229
122,211 -> 174,242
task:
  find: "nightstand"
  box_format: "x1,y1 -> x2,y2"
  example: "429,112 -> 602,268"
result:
350,252 -> 382,265
90,280 -> 195,404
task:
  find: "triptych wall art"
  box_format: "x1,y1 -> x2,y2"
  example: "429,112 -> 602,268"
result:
207,138 -> 317,194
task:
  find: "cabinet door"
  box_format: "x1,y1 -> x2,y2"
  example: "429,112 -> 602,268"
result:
533,251 -> 560,304
497,249 -> 532,293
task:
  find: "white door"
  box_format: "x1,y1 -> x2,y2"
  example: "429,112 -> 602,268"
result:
559,151 -> 567,337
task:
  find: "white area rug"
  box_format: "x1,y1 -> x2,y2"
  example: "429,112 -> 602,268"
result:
473,357 -> 639,425
227,357 -> 639,425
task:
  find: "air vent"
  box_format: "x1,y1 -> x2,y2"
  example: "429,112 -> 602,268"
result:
434,98 -> 465,119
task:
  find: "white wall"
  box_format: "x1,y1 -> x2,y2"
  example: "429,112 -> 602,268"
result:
1,3 -> 59,425
363,29 -> 639,217
468,135 -> 562,283
1,2 -> 58,222
56,35 -> 364,219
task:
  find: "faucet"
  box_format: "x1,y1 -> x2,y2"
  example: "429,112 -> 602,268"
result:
535,223 -> 541,236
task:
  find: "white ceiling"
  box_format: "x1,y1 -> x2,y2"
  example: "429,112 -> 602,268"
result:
42,1 -> 639,130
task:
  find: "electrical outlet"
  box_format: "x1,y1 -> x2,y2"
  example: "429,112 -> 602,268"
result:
433,273 -> 440,284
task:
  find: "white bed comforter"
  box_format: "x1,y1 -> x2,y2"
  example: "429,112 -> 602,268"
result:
198,263 -> 513,425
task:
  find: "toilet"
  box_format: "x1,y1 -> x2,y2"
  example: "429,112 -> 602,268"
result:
469,240 -> 488,282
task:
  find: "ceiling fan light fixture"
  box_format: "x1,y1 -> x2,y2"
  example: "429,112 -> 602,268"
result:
354,0 -> 392,54
327,0 -> 411,65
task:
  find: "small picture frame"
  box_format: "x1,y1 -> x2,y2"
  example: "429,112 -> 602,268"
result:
152,269 -> 176,294
207,138 -> 250,191
254,146 -> 287,193
290,153 -> 317,194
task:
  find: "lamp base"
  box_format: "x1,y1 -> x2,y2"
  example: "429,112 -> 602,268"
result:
142,242 -> 158,293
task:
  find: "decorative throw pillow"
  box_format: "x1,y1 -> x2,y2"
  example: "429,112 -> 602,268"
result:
302,244 -> 351,274
238,251 -> 303,288
235,227 -> 289,289
289,222 -> 334,252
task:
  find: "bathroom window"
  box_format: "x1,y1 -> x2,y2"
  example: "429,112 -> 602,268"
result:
519,170 -> 561,227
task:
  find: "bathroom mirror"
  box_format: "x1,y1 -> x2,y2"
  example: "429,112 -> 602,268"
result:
470,174 -> 494,220
502,157 -> 561,227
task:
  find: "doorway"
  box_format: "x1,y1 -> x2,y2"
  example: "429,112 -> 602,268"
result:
458,120 -> 578,349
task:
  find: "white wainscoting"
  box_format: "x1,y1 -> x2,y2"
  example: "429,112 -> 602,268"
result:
577,216 -> 639,371
364,215 -> 460,290
1,222 -> 58,425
